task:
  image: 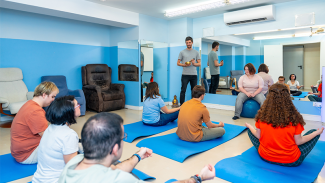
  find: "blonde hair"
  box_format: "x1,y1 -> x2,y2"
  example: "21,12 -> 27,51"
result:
34,81 -> 59,97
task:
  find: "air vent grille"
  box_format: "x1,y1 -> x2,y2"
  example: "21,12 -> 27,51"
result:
226,17 -> 267,26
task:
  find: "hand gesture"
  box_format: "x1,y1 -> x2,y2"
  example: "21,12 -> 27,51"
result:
308,92 -> 313,94
316,127 -> 324,135
218,122 -> 224,127
137,147 -> 153,160
191,59 -> 195,64
220,60 -> 224,66
251,93 -> 256,97
199,164 -> 215,181
246,93 -> 252,97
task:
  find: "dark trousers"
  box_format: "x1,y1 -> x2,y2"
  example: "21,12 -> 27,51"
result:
248,129 -> 319,167
290,90 -> 302,96
209,74 -> 220,94
308,95 -> 322,102
143,111 -> 179,126
180,75 -> 197,105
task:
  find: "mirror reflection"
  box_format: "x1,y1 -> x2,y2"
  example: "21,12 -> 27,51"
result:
140,40 -> 168,102
118,40 -> 139,81
200,34 -> 322,102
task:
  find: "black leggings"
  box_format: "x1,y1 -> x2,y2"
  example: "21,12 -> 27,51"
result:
290,90 -> 302,96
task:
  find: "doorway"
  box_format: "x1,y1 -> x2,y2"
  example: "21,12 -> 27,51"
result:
283,46 -> 304,86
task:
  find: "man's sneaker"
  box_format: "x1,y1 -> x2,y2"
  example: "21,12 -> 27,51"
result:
232,116 -> 240,120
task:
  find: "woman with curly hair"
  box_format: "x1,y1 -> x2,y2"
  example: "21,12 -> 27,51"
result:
142,82 -> 180,126
245,83 -> 323,166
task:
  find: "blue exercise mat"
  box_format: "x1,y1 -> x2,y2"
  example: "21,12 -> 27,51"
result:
165,179 -> 178,183
292,91 -> 308,98
136,122 -> 247,163
124,120 -> 178,143
214,141 -> 325,183
0,153 -> 37,183
0,153 -> 155,183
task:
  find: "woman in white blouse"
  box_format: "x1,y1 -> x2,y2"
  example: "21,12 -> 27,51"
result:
287,74 -> 304,96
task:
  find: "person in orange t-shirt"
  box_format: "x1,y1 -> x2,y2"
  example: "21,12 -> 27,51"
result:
245,83 -> 323,166
176,85 -> 225,142
11,81 -> 59,164
308,82 -> 322,102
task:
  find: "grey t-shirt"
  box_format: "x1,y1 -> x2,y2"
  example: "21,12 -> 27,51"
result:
58,155 -> 144,183
178,49 -> 200,75
140,52 -> 144,76
208,50 -> 220,75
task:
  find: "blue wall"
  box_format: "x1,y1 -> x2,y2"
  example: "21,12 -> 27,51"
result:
153,47 -> 168,99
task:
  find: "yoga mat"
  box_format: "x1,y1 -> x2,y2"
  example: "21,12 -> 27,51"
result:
124,120 -> 178,143
136,122 -> 247,163
214,141 -> 325,183
292,91 -> 308,98
0,154 -> 155,183
0,153 -> 37,183
165,179 -> 178,183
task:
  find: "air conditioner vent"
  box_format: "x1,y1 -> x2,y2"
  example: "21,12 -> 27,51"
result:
226,18 -> 267,26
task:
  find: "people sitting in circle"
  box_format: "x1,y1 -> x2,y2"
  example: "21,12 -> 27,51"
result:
59,112 -> 216,182
308,81 -> 322,102
142,82 -> 180,126
32,96 -> 82,183
10,81 -> 59,164
176,85 -> 225,142
245,83 -> 323,167
232,63 -> 265,120
287,74 -> 304,96
276,76 -> 291,93
257,64 -> 273,97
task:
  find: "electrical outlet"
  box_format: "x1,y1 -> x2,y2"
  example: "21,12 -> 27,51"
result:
313,102 -> 322,107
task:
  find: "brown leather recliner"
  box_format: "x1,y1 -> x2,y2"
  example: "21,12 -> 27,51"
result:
82,64 -> 125,112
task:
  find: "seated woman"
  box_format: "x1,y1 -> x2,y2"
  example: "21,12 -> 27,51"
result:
257,64 -> 274,96
245,83 -> 323,167
287,74 -> 304,96
32,96 -> 81,183
232,63 -> 265,120
142,82 -> 180,126
308,81 -> 322,102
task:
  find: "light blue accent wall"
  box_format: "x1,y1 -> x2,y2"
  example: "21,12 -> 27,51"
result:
153,47 -> 168,99
0,8 -> 111,47
168,18 -> 188,44
139,14 -> 168,43
187,18 -> 193,37
110,27 -> 139,47
0,38 -> 110,91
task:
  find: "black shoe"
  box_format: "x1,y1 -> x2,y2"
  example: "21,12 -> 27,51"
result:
232,116 -> 239,120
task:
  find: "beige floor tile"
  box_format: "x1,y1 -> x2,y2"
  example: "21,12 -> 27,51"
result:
1,107 -> 324,183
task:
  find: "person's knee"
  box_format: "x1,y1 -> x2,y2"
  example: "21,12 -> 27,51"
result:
219,128 -> 226,136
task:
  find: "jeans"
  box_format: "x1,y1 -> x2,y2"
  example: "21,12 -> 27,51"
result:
308,95 -> 322,102
180,75 -> 197,105
200,127 -> 225,141
209,74 -> 220,94
20,146 -> 38,164
143,111 -> 179,126
234,92 -> 265,117
232,90 -> 239,95
248,129 -> 319,167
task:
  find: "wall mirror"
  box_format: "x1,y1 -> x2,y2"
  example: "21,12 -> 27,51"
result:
118,40 -> 139,81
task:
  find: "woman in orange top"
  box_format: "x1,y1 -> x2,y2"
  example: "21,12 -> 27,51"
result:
245,83 -> 323,166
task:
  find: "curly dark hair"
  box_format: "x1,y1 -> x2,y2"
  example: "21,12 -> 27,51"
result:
145,82 -> 160,100
255,83 -> 305,128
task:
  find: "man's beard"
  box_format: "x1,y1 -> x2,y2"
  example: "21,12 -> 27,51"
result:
187,45 -> 192,49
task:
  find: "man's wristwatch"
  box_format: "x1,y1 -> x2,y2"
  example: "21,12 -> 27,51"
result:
190,174 -> 202,183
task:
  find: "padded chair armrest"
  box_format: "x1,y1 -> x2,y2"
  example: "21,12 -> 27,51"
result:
111,83 -> 125,92
68,89 -> 83,98
82,85 -> 102,92
26,92 -> 34,100
0,97 -> 10,108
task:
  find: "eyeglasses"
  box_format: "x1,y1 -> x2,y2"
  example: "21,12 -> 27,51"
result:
74,103 -> 80,109
122,132 -> 128,141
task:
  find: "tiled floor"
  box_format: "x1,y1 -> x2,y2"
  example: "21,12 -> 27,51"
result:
1,107 -> 324,183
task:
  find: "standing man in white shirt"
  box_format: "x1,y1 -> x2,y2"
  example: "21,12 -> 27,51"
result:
208,41 -> 223,94
177,36 -> 201,105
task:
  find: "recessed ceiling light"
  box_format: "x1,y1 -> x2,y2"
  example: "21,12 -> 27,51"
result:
165,0 -> 254,18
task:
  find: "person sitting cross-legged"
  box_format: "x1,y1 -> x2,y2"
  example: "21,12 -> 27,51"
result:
245,83 -> 323,167
59,112 -> 216,183
176,85 -> 225,142
308,81 -> 322,102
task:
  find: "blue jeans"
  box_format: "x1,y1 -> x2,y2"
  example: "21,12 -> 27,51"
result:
143,111 -> 179,126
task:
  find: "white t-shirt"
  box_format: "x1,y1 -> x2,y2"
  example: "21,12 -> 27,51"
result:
287,80 -> 300,91
32,124 -> 79,183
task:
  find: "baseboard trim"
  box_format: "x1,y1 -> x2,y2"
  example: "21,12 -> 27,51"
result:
0,116 -> 14,122
125,105 -> 143,110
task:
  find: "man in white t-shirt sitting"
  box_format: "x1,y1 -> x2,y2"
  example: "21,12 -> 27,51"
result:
59,112 -> 216,183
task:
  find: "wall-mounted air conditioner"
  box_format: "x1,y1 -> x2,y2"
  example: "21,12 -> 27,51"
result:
224,5 -> 275,26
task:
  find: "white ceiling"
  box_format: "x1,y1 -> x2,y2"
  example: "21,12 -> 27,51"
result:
86,0 -> 298,19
